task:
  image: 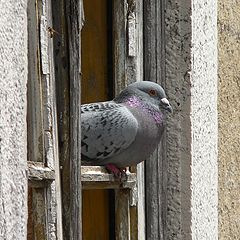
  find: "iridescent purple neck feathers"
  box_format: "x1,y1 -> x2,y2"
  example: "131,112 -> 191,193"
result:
126,96 -> 163,125
127,96 -> 141,107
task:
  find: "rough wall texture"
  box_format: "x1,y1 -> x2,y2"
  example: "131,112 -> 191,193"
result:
165,0 -> 218,239
164,0 -> 192,238
218,1 -> 240,239
191,0 -> 218,239
0,1 -> 28,239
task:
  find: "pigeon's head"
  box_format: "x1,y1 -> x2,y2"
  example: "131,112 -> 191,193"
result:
116,81 -> 173,113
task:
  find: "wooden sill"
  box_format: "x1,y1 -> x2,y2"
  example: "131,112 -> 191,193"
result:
81,166 -> 138,206
81,166 -> 137,190
27,162 -> 137,200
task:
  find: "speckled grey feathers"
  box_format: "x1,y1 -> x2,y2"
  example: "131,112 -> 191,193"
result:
81,102 -> 138,160
81,81 -> 172,168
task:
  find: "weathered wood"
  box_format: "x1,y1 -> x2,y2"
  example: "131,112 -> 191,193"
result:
135,0 -> 145,238
81,166 -> 137,191
47,1 -> 64,239
115,189 -> 131,240
27,0 -> 44,163
28,161 -> 55,182
128,12 -> 137,57
130,206 -> 138,240
143,0 -> 167,239
52,0 -> 83,238
27,0 -> 63,238
32,188 -> 48,239
113,0 -> 128,94
51,0 -> 70,169
136,163 -> 145,240
51,1 -> 71,239
65,0 -> 83,239
40,1 -> 63,239
27,1 -> 47,237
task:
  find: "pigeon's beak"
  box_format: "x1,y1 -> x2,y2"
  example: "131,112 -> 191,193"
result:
160,98 -> 173,113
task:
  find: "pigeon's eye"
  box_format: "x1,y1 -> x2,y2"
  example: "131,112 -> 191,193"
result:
149,89 -> 157,96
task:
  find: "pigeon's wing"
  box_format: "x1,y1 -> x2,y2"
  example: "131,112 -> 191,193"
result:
81,101 -> 138,161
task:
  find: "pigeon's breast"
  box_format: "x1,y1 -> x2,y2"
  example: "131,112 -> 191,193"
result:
125,96 -> 165,126
131,106 -> 164,147
110,105 -> 165,167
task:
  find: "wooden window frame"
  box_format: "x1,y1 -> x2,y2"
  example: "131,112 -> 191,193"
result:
50,0 -> 84,239
27,0 -> 166,239
66,0 -> 83,239
27,0 -> 63,239
143,0 -> 167,239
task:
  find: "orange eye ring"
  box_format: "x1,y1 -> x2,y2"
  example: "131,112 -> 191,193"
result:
149,89 -> 157,96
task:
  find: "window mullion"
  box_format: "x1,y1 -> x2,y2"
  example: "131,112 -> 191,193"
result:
64,0 -> 83,239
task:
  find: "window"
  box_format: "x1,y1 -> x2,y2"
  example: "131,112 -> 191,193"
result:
78,0 -> 144,239
27,0 -> 165,239
27,0 -> 62,239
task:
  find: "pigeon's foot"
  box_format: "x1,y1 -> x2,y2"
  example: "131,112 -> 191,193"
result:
105,164 -> 127,181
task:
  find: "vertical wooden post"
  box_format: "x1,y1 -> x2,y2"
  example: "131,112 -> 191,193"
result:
143,0 -> 167,239
65,0 -> 83,239
27,0 -> 63,238
115,189 -> 131,240
51,0 -> 71,238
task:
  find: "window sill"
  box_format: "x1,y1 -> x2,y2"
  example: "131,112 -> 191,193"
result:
81,166 -> 137,190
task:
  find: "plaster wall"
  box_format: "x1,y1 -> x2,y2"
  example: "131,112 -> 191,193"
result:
191,0 -> 218,239
0,1 -> 28,239
165,0 -> 218,239
218,1 -> 240,239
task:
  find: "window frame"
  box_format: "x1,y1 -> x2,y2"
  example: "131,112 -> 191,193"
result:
27,0 -> 63,239
27,0 -> 157,239
50,0 -> 84,239
143,0 -> 168,239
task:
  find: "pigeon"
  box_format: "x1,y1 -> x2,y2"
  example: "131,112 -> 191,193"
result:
81,81 -> 172,178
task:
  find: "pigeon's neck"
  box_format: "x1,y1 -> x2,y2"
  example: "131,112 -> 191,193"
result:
125,96 -> 164,125
126,95 -> 142,108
